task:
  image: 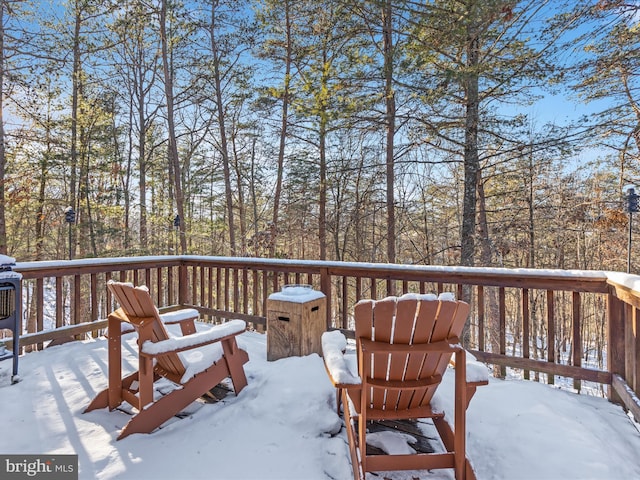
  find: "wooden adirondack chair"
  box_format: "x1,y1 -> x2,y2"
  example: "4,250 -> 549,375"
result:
85,281 -> 249,440
322,294 -> 488,480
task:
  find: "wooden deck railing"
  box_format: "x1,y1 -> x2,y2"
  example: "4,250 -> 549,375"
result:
6,255 -> 640,419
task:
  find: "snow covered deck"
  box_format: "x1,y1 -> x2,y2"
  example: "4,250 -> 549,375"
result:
0,326 -> 639,480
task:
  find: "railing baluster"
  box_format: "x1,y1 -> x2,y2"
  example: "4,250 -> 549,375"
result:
36,278 -> 44,350
342,275 -> 348,330
499,287 -> 506,378
547,290 -> 555,385
262,270 -> 268,321
90,274 -> 97,320
167,267 -> 174,306
243,269 -> 249,315
208,267 -> 214,310
225,268 -> 231,314
201,266 -> 206,308
572,292 -> 582,391
179,264 -> 188,305
156,268 -> 163,307
216,267 -> 222,312
56,277 -> 64,329
522,288 -> 530,380
192,266 -> 198,305
625,302 -> 635,393
90,273 -> 98,338
73,275 -> 81,325
104,271 -> 111,316
252,270 -> 258,317
608,295 -> 626,404
478,285 -> 485,352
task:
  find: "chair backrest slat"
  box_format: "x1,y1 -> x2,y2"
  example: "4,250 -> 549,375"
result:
107,281 -> 186,381
355,295 -> 469,413
385,297 -> 417,409
371,298 -> 395,410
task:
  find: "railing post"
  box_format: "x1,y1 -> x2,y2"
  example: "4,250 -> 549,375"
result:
607,294 -> 626,404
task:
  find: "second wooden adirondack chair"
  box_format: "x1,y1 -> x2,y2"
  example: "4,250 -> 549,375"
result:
85,281 -> 249,440
322,294 -> 488,480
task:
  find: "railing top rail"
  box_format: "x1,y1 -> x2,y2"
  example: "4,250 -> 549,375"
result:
14,256 -> 183,278
11,254 -> 625,292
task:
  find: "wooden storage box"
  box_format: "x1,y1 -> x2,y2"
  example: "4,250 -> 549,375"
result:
267,285 -> 326,361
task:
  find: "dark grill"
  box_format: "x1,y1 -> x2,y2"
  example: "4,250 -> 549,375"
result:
0,265 -> 21,384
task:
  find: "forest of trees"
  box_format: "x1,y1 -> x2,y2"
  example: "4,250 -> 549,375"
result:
0,0 -> 639,273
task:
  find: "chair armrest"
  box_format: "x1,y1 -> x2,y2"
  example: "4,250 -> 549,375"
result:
160,308 -> 199,335
141,319 -> 246,356
321,331 -> 361,388
466,360 -> 489,385
449,349 -> 490,385
159,308 -> 199,324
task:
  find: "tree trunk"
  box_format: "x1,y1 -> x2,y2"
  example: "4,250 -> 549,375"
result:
383,0 -> 396,267
69,0 -> 82,259
160,0 -> 187,254
319,121 -> 327,261
232,130 -> 247,255
460,27 -> 479,269
270,0 -> 292,259
138,54 -> 148,251
209,3 -> 236,256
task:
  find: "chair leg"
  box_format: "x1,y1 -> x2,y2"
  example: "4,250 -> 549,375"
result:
342,390 -> 363,480
118,361 -> 237,439
358,411 -> 367,478
222,338 -> 249,394
138,356 -> 155,408
85,371 -> 139,412
454,349 -> 467,480
107,315 -> 123,409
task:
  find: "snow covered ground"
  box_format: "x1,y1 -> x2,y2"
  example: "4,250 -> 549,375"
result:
0,325 -> 639,480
